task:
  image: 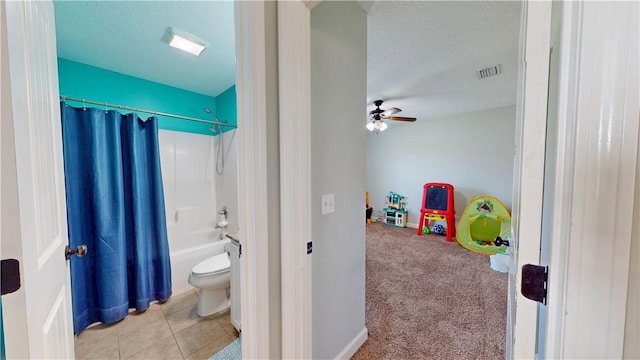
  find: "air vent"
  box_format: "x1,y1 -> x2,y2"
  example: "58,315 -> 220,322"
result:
477,64 -> 502,79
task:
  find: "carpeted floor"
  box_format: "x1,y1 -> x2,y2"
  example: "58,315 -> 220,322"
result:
352,223 -> 507,360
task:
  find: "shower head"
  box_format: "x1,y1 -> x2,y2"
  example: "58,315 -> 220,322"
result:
204,108 -> 218,132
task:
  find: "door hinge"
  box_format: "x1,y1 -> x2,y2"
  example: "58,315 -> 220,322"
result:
521,264 -> 548,305
307,241 -> 312,254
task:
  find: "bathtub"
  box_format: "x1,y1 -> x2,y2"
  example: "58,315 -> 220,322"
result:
169,232 -> 231,295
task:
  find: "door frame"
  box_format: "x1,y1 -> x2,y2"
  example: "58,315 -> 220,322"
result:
276,1 -> 554,359
277,1 -> 313,359
542,1 -> 639,358
234,1 -> 274,358
1,1 -> 280,358
510,1 -> 639,358
235,2 -> 316,357
248,1 -> 638,358
508,1 -> 552,358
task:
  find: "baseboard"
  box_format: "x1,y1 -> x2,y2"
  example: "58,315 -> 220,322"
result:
334,327 -> 368,360
407,222 -> 419,229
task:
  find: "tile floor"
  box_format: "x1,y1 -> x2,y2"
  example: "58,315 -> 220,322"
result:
74,289 -> 239,360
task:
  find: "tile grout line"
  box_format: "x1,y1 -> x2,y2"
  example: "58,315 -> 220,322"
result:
181,289 -> 218,359
164,300 -> 188,360
74,289 -> 234,360
116,321 -> 122,360
216,316 -> 234,339
160,291 -> 195,358
178,317 -> 220,359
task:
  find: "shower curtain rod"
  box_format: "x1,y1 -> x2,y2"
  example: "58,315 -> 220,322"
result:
59,95 -> 237,129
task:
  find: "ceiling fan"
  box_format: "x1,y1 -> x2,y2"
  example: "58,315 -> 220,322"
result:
367,99 -> 416,132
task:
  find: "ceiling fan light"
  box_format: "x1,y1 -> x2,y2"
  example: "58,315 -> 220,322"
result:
366,122 -> 375,131
379,121 -> 388,131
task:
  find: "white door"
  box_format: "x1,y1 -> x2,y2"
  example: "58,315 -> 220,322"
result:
508,1 -> 552,359
2,1 -> 75,358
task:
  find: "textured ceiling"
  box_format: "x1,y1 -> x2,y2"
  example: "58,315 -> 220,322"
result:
367,1 -> 521,122
54,0 -> 235,97
54,1 -> 520,116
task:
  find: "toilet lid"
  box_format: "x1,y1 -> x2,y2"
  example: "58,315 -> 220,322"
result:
192,253 -> 230,276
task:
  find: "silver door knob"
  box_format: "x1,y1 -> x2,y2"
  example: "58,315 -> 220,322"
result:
65,244 -> 88,260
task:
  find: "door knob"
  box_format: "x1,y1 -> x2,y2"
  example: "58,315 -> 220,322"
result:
65,244 -> 88,260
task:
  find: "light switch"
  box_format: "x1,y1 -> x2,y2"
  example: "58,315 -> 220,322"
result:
321,193 -> 335,215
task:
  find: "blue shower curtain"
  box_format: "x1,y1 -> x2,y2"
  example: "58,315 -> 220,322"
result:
60,103 -> 172,334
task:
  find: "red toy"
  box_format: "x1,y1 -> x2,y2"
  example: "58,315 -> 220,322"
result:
417,183 -> 456,241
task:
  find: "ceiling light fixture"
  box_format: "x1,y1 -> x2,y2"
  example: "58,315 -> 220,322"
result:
366,115 -> 388,133
167,27 -> 208,56
366,99 -> 418,133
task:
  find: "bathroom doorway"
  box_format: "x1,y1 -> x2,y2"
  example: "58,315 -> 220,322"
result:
2,2 -> 248,354
53,1 -> 240,358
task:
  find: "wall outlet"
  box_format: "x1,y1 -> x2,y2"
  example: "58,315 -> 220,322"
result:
321,193 -> 335,215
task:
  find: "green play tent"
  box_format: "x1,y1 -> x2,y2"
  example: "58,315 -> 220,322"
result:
456,195 -> 511,254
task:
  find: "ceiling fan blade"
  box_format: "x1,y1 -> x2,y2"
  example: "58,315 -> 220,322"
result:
381,107 -> 401,117
388,116 -> 417,122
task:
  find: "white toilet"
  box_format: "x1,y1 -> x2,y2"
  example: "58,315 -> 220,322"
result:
188,252 -> 231,316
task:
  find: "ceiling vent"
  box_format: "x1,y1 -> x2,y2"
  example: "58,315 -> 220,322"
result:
477,64 -> 502,79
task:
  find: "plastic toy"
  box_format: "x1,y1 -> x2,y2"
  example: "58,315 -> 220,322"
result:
432,224 -> 445,235
365,191 -> 373,224
456,195 -> 511,254
417,183 -> 456,241
386,191 -> 406,210
383,191 -> 407,228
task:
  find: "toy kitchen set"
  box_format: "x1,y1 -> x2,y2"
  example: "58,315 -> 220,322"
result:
383,192 -> 408,228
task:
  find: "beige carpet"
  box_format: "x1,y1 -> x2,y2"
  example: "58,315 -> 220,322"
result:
352,223 -> 507,360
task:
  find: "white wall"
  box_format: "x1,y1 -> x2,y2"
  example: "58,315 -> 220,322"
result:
214,130 -> 239,233
160,131 -> 217,249
311,2 -> 367,359
366,105 -> 516,227
158,130 -> 238,295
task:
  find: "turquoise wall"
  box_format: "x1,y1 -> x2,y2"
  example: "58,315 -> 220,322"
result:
57,58 -> 236,135
215,85 -> 237,130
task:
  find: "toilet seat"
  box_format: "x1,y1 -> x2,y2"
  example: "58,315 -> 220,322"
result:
192,253 -> 230,276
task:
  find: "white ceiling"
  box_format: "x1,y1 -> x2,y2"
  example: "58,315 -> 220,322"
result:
53,1 -> 520,118
54,0 -> 235,97
366,1 -> 521,122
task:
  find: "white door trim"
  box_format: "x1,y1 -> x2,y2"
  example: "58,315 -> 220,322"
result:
277,1 -> 313,359
542,2 -> 581,356
234,1 -> 271,357
509,1 -> 552,358
544,1 -> 639,358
